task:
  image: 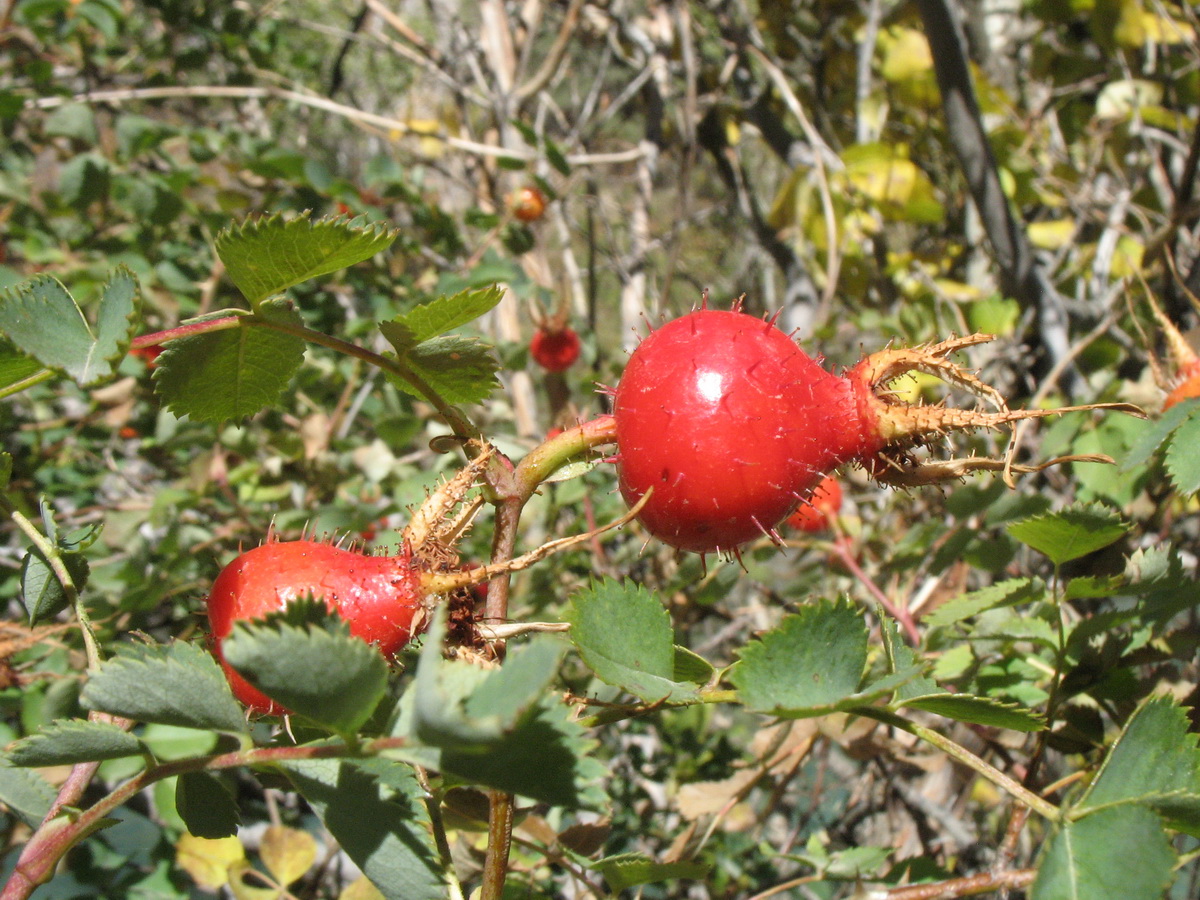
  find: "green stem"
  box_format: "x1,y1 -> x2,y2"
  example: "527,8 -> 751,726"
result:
904,720 -> 1059,822
512,415 -> 616,501
0,369 -> 56,401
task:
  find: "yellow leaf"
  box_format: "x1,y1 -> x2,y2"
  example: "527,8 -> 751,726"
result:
228,861 -> 285,900
840,144 -> 944,223
766,167 -> 805,232
175,833 -> 245,892
1111,235 -> 1144,277
931,279 -> 986,302
1028,219 -> 1077,250
340,876 -> 387,900
260,825 -> 317,887
1142,11 -> 1195,44
880,27 -> 932,83
1095,79 -> 1164,121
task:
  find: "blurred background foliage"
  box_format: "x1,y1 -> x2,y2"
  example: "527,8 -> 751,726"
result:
3,0 -> 1200,897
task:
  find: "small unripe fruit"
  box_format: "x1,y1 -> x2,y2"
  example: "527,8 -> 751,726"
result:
509,186 -> 548,222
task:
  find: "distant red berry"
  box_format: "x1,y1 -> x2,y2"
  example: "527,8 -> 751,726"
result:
530,326 -> 581,373
785,475 -> 843,533
509,186 -> 548,222
118,426 -> 139,440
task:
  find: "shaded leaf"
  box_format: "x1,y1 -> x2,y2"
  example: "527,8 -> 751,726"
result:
566,580 -> 697,702
1006,503 -> 1129,566
730,600 -> 868,715
176,771 -> 240,839
880,617 -> 939,702
8,719 -> 143,767
0,760 -> 56,828
0,341 -> 44,394
215,213 -> 397,307
152,301 -> 305,423
283,759 -> 445,900
80,641 -> 248,733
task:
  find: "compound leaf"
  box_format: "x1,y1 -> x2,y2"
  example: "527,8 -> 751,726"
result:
8,719 -> 143,767
921,578 -> 1043,629
215,213 -> 397,307
730,600 -> 868,716
1120,398 -> 1198,471
152,300 -> 305,423
566,580 -> 697,702
1006,503 -> 1129,566
80,641 -> 248,734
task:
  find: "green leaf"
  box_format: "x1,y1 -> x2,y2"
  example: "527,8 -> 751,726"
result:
381,286 -> 505,350
21,547 -> 89,625
8,719 -> 143,767
673,645 -> 715,686
1075,695 -> 1200,818
729,600 -> 868,716
404,696 -> 608,809
152,301 -> 305,423
0,271 -> 140,386
222,613 -> 388,736
0,452 -> 10,489
80,641 -> 249,734
1164,409 -> 1200,495
0,760 -> 57,828
879,617 -> 938,702
0,341 -> 44,394
283,759 -> 445,900
921,578 -> 1044,629
566,580 -> 697,702
1006,503 -> 1129,566
590,853 -> 710,892
176,771 -> 240,839
1030,806 -> 1174,900
1120,399 -> 1199,471
899,694 -> 1045,732
385,335 -> 501,406
413,628 -> 564,748
215,213 -> 398,307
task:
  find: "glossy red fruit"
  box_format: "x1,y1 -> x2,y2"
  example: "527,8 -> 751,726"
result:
786,475 -> 843,533
613,309 -> 878,553
531,326 -> 582,373
509,185 -> 548,222
206,539 -> 425,714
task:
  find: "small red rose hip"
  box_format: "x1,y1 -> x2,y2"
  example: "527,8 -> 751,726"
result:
509,185 -> 548,222
530,326 -> 582,373
786,475 -> 843,533
206,539 -> 426,714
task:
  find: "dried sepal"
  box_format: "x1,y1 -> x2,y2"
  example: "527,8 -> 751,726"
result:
403,443 -> 493,557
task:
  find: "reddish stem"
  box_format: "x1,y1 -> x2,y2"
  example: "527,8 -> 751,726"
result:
827,536 -> 921,645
